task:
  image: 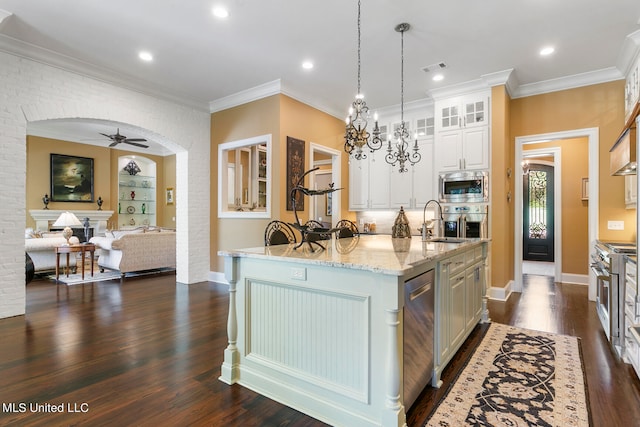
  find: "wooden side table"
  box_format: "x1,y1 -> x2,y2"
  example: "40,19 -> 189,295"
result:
55,243 -> 96,282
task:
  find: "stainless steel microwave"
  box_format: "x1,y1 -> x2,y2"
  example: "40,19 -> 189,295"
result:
439,171 -> 489,203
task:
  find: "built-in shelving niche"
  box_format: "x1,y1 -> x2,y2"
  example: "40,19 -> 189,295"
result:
117,156 -> 156,229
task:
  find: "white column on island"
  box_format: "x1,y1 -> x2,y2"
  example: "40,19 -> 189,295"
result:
383,307 -> 406,426
219,256 -> 240,384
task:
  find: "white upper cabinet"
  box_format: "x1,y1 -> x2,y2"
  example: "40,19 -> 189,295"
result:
625,55 -> 640,122
410,139 -> 435,208
434,90 -> 490,173
347,112 -> 436,210
369,151 -> 391,209
349,157 -> 369,210
436,92 -> 489,131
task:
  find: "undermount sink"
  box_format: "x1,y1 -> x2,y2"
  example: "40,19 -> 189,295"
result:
423,237 -> 468,243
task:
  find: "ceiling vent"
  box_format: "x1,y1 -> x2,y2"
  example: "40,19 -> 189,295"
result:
421,62 -> 447,73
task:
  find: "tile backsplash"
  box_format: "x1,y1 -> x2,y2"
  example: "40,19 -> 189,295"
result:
356,208 -> 440,236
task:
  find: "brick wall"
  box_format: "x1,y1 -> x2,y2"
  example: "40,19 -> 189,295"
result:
0,51 -> 211,319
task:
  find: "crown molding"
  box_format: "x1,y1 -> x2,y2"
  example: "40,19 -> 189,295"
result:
276,82 -> 344,119
617,29 -> 640,76
0,34 -> 209,112
427,78 -> 492,101
374,98 -> 434,118
209,78 -> 345,119
481,69 -> 517,97
209,80 -> 282,113
0,9 -> 12,24
510,67 -> 623,99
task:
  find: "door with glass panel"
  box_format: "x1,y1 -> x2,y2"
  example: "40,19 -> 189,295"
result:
523,164 -> 554,261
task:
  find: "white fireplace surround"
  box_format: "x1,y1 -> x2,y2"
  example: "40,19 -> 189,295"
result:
29,210 -> 114,236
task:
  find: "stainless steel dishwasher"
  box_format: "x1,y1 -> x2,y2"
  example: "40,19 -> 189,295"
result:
403,268 -> 435,409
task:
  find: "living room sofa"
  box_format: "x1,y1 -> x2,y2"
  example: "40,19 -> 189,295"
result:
89,228 -> 176,275
25,230 -> 80,274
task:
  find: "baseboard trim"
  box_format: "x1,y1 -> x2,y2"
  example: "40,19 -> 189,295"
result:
488,280 -> 513,302
561,273 -> 588,285
209,271 -> 227,285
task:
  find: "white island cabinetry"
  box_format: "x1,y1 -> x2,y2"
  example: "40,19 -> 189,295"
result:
219,235 -> 487,426
434,245 -> 486,386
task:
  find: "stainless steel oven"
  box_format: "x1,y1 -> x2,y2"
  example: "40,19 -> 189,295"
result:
592,241 -> 637,357
439,171 -> 488,203
442,204 -> 488,239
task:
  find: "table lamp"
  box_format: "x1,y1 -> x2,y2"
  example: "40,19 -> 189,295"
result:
53,211 -> 82,246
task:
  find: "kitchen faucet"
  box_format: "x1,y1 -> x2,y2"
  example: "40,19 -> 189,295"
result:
419,199 -> 443,240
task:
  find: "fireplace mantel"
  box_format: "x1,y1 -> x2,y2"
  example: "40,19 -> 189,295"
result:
29,210 -> 114,235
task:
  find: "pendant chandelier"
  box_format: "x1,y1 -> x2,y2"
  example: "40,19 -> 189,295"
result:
385,23 -> 421,173
344,0 -> 382,160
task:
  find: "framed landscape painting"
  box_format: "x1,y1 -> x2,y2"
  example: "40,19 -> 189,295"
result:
50,154 -> 94,202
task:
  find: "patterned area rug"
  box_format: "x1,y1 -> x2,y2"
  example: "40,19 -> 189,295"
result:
426,323 -> 590,426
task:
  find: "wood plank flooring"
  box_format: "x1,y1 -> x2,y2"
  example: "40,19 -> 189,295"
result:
1,273 -> 639,426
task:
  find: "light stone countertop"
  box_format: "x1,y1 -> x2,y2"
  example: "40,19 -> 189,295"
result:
219,234 -> 486,276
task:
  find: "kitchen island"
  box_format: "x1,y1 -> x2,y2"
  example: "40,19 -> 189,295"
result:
219,235 -> 488,427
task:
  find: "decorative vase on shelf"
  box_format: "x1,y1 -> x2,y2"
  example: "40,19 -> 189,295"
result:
118,202 -> 121,214
42,193 -> 49,210
130,190 -> 136,200
141,203 -> 146,214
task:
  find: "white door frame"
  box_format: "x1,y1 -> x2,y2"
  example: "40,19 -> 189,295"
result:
308,143 -> 342,228
514,128 -> 599,300
520,151 -> 562,284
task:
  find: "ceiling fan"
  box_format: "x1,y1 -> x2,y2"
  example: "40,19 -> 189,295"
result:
100,128 -> 149,148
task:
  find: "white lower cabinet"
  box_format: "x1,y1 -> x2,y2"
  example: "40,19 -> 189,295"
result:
625,258 -> 640,378
433,244 -> 486,387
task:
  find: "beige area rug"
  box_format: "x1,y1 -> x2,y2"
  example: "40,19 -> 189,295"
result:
426,323 -> 590,427
49,270 -> 121,285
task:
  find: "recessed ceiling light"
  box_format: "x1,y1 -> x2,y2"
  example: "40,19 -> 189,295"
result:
139,51 -> 153,62
212,6 -> 229,19
432,74 -> 444,82
302,61 -> 314,70
540,46 -> 555,56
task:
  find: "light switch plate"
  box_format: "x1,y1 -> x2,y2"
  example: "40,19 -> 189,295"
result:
608,220 -> 624,230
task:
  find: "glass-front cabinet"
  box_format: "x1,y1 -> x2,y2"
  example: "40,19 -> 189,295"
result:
118,156 -> 156,228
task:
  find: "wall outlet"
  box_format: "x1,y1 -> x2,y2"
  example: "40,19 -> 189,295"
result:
608,220 -> 624,230
290,267 -> 306,280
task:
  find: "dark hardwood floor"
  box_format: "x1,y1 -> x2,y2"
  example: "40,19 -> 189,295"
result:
1,272 -> 639,426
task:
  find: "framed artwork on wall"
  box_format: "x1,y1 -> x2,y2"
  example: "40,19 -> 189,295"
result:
166,187 -> 174,205
286,136 -> 305,211
50,153 -> 94,202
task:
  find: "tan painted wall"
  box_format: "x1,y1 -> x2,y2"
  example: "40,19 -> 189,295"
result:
26,135 -> 174,229
279,95 -> 350,222
210,94 -> 345,273
490,86 -> 514,289
27,136 -> 112,228
510,80 -> 633,245
161,154 -> 177,229
524,138 -> 589,274
486,80 -> 633,290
